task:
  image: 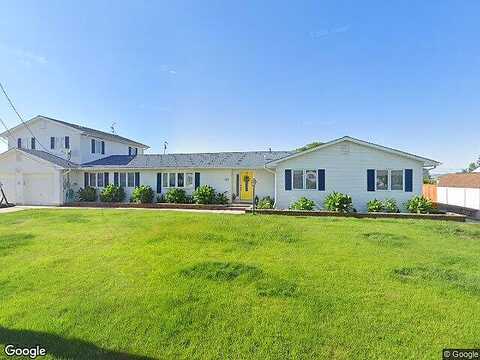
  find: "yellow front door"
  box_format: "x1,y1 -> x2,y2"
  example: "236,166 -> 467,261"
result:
240,171 -> 253,201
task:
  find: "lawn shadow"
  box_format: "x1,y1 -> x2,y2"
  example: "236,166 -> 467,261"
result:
0,326 -> 156,360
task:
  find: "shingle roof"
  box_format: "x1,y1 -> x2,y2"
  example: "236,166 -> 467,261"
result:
438,173 -> 480,189
19,149 -> 79,168
38,115 -> 149,148
82,151 -> 293,169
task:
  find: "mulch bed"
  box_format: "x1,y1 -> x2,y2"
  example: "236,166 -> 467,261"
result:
63,202 -> 246,211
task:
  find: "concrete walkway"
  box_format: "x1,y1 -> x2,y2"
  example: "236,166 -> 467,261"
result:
0,205 -> 245,215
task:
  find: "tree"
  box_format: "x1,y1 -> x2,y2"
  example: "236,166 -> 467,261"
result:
462,156 -> 480,173
296,141 -> 323,152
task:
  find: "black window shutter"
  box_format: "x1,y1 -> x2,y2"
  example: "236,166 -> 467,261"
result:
134,172 -> 140,187
128,147 -> 132,156
194,172 -> 200,189
104,173 -> 109,186
114,172 -> 119,186
84,172 -> 89,187
285,169 -> 292,191
31,138 -> 36,150
405,169 -> 413,192
157,173 -> 162,193
91,139 -> 95,153
65,136 -> 70,149
101,141 -> 105,154
318,169 -> 325,191
50,137 -> 55,149
367,169 -> 375,192
17,138 -> 21,148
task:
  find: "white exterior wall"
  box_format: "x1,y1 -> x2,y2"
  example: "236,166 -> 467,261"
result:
437,187 -> 480,210
0,150 -> 63,205
79,135 -> 144,164
272,141 -> 424,211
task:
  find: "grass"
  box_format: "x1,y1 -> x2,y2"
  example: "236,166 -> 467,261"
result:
0,209 -> 479,359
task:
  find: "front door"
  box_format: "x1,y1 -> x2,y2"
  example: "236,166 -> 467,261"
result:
240,171 -> 253,201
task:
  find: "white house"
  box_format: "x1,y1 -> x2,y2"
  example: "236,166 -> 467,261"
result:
0,115 -> 440,210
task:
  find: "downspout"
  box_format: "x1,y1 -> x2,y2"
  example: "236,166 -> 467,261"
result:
264,164 -> 277,208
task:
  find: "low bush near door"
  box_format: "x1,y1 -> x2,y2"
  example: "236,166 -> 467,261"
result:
99,185 -> 125,202
132,185 -> 154,204
77,186 -> 97,202
258,196 -> 274,209
214,192 -> 229,205
193,185 -> 216,204
290,197 -> 316,211
324,192 -> 354,213
165,188 -> 187,203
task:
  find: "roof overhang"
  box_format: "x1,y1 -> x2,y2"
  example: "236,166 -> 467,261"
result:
265,136 -> 441,168
0,148 -> 65,170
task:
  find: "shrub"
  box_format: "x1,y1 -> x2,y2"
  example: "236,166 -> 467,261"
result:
165,188 -> 187,203
257,196 -> 274,209
383,198 -> 399,213
324,192 -> 354,213
193,185 -> 216,204
185,195 -> 194,204
214,191 -> 229,205
99,184 -> 125,202
290,197 -> 316,211
367,199 -> 384,212
77,186 -> 97,202
132,185 -> 154,204
156,194 -> 166,203
405,195 -> 434,214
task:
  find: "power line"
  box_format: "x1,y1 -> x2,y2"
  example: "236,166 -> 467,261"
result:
0,115 -> 13,139
0,81 -> 49,152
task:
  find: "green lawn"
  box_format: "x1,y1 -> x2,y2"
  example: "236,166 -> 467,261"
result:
0,210 -> 479,359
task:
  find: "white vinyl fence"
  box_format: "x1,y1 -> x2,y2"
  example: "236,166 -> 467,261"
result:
437,187 -> 480,210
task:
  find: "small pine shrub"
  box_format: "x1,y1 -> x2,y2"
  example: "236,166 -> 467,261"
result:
77,187 -> 97,202
193,185 -> 216,204
99,184 -> 125,202
290,197 -> 316,211
257,196 -> 274,209
132,185 -> 154,204
367,199 -> 384,213
165,188 -> 187,203
324,192 -> 353,213
405,196 -> 433,214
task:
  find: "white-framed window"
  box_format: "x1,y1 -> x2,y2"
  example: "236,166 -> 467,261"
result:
89,173 -> 96,187
169,173 -> 176,187
177,173 -> 184,187
185,173 -> 193,187
376,169 -> 404,191
162,172 -> 195,188
127,172 -> 135,187
292,169 -> 317,190
120,173 -> 127,187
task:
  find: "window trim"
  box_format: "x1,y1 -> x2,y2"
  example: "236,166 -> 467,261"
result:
162,172 -> 195,189
375,169 -> 404,191
291,169 -> 318,191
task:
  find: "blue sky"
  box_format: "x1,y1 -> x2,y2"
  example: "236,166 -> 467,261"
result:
0,1 -> 479,173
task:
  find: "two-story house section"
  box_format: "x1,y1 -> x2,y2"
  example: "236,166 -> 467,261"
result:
0,115 -> 148,205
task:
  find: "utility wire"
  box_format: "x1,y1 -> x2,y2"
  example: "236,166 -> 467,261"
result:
0,81 -> 49,152
0,115 -> 13,139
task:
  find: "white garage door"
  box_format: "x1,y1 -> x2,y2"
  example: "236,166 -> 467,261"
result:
0,174 -> 16,204
23,173 -> 56,205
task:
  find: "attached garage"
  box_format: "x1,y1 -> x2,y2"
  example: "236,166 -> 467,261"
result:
0,149 -> 65,205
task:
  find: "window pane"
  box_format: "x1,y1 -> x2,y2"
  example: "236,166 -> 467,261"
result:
128,173 -> 135,187
391,170 -> 403,190
177,173 -> 184,187
376,170 -> 388,190
97,173 -> 104,187
120,173 -> 126,187
90,173 -> 96,187
169,173 -> 176,187
163,173 -> 168,187
185,173 -> 193,187
293,170 -> 303,189
305,170 -> 317,189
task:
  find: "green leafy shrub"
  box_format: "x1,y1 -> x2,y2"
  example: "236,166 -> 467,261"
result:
214,192 -> 229,205
185,195 -> 194,204
165,188 -> 187,203
405,196 -> 434,214
290,197 -> 316,211
99,184 -> 125,202
156,194 -> 165,203
324,192 -> 354,213
383,198 -> 399,213
193,185 -> 216,204
367,199 -> 384,212
77,187 -> 97,202
257,196 -> 274,209
132,185 -> 154,204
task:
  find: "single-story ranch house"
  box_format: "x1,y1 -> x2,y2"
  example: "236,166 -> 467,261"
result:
0,115 -> 440,210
